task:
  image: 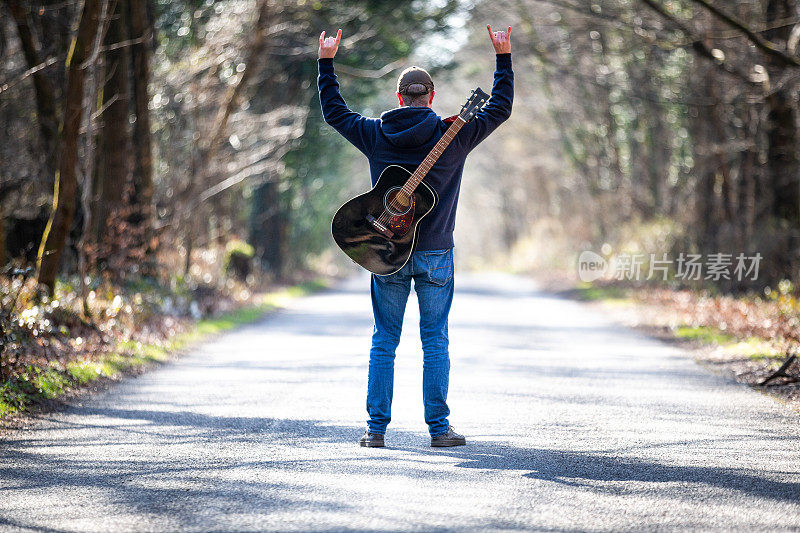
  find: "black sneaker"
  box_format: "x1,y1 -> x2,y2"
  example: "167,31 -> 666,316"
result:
359,429 -> 385,447
430,425 -> 466,447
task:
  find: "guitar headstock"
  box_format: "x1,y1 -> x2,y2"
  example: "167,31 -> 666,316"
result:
458,88 -> 490,122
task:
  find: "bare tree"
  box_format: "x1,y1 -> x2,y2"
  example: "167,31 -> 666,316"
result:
127,0 -> 155,263
36,0 -> 104,294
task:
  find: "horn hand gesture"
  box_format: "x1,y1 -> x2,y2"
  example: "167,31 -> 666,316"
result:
487,25 -> 511,54
318,29 -> 342,59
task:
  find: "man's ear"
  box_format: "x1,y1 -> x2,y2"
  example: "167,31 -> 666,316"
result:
397,92 -> 404,106
428,90 -> 435,107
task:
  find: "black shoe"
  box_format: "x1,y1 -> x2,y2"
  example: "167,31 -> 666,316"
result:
431,426 -> 466,447
359,429 -> 385,447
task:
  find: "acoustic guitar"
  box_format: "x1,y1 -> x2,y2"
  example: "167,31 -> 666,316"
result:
331,88 -> 489,275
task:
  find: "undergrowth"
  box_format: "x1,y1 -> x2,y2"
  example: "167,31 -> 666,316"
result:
0,278 -> 328,422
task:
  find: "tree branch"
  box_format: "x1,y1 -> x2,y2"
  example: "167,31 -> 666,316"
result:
334,58 -> 407,79
200,0 -> 271,169
689,0 -> 800,67
637,0 -> 755,83
0,54 -> 60,94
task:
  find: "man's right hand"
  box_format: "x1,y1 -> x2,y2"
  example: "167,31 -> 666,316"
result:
319,29 -> 341,59
487,25 -> 511,54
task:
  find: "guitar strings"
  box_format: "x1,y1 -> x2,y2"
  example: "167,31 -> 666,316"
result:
374,118 -> 465,228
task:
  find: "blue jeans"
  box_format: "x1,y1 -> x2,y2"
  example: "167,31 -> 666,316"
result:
367,248 -> 454,437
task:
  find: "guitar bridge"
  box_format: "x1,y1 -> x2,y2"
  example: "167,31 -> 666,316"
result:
366,214 -> 395,239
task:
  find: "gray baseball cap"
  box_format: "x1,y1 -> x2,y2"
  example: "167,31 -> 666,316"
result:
397,66 -> 434,95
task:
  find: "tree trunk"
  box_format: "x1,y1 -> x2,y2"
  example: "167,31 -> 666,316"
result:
128,0 -> 155,263
36,0 -> 102,294
690,44 -> 721,255
0,202 -> 6,269
766,91 -> 799,222
5,0 -> 59,181
764,0 -> 799,223
762,0 -> 799,280
249,178 -> 285,278
738,106 -> 759,243
96,0 -> 132,251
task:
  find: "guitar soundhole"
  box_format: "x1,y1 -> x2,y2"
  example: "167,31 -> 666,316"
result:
383,187 -> 413,216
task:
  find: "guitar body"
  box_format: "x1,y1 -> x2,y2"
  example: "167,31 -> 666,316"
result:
332,165 -> 437,275
330,87 -> 489,276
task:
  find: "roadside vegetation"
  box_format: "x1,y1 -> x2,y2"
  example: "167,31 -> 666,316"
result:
564,277 -> 800,407
0,244 -> 328,426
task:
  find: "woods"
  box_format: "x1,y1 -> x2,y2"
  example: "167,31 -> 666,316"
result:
4,0 -> 796,294
485,0 -> 800,288
2,0 -> 464,286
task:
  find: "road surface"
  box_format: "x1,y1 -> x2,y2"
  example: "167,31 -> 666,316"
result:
1,273 -> 799,532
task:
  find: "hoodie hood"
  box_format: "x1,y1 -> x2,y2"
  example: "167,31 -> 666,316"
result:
379,106 -> 440,148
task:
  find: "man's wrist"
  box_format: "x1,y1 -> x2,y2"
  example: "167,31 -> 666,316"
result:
496,52 -> 511,65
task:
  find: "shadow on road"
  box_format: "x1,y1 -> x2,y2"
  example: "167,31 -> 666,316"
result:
397,441 -> 800,501
3,407 -> 798,522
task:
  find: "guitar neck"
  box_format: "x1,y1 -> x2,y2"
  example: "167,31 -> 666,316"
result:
401,117 -> 467,195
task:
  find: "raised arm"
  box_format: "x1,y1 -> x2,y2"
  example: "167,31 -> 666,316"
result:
457,25 -> 514,152
317,29 -> 378,157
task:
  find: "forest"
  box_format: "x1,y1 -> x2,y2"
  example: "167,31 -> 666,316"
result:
2,0 -> 800,415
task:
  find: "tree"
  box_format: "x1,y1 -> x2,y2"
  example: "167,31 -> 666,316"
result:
127,0 -> 155,263
36,0 -> 103,294
4,0 -> 60,184
92,0 -> 133,252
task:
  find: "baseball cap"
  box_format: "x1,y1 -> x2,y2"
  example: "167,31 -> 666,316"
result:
397,66 -> 434,95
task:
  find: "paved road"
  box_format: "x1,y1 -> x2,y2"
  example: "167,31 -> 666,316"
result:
1,273 -> 799,532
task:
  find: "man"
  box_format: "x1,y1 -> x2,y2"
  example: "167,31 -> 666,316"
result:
317,25 -> 513,448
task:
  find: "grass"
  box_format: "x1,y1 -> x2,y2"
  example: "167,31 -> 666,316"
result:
573,282 -> 632,305
0,367 -> 70,417
0,278 -> 329,422
727,337 -> 785,361
674,325 -> 737,345
675,326 -> 786,361
671,326 -> 782,360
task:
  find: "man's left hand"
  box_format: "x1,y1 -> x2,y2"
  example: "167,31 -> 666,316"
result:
487,25 -> 511,54
319,29 -> 342,59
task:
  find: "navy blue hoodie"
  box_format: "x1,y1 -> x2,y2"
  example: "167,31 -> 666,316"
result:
318,53 -> 513,251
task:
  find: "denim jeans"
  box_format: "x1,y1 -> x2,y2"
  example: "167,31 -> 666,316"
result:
367,248 -> 454,437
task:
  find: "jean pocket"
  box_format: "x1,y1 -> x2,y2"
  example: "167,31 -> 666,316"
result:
423,249 -> 453,286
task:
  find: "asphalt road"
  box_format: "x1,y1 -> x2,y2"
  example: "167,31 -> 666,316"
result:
2,273 -> 800,532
